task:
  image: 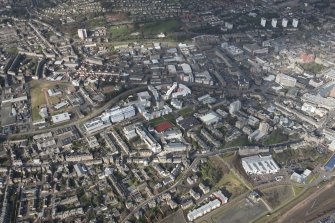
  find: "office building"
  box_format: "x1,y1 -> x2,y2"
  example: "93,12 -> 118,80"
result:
292,18 -> 299,28
77,29 -> 87,40
282,18 -> 288,27
229,100 -> 241,114
271,18 -> 277,28
261,18 -> 266,27
51,112 -> 70,124
199,112 -> 221,125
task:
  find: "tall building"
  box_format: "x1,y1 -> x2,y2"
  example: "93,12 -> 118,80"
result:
259,122 -> 270,134
271,18 -> 277,28
292,18 -> 299,28
229,100 -> 241,114
77,29 -> 87,40
282,18 -> 288,28
261,18 -> 266,27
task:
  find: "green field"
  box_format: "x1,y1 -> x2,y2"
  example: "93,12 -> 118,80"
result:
177,107 -> 194,117
217,171 -> 248,197
262,185 -> 294,209
29,81 -> 69,121
109,25 -> 132,38
263,130 -> 288,145
141,19 -> 182,34
222,135 -> 251,149
301,62 -> 325,74
149,117 -> 165,126
30,81 -> 48,120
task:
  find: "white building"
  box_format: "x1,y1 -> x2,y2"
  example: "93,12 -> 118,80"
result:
78,29 -> 87,40
292,18 -> 299,28
261,18 -> 267,27
290,169 -> 311,184
301,103 -> 316,113
51,112 -> 70,124
282,18 -> 288,27
136,126 -> 162,153
271,18 -> 277,28
242,155 -> 280,175
229,100 -> 241,114
181,63 -> 192,74
199,112 -> 221,125
259,122 -> 270,134
101,105 -> 136,123
187,199 -> 221,221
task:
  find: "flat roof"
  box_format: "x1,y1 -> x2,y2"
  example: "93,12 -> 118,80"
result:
200,112 -> 219,123
154,121 -> 173,133
324,154 -> 335,171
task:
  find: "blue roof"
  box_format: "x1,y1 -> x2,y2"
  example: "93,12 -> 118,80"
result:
324,154 -> 335,171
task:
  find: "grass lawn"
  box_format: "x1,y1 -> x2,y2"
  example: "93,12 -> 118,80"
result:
86,17 -> 105,29
109,25 -> 132,38
149,117 -> 165,126
301,62 -> 325,75
262,185 -> 293,209
149,113 -> 176,126
292,185 -> 304,196
222,135 -> 251,149
29,80 -> 69,121
217,171 -> 248,197
30,81 -> 48,120
141,19 -> 182,34
177,107 -> 194,117
163,113 -> 175,122
263,130 -> 288,145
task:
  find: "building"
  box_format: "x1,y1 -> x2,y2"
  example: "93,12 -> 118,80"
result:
290,169 -> 311,184
77,29 -> 87,40
51,112 -> 70,124
275,73 -> 297,87
74,164 -> 88,177
271,18 -> 277,28
187,199 -> 221,221
259,122 -> 270,134
213,191 -> 228,204
324,154 -> 335,171
292,18 -> 299,28
242,155 -> 280,175
84,118 -> 111,134
47,89 -> 62,97
101,106 -> 136,123
282,18 -> 288,27
229,100 -> 241,114
136,126 -> 162,153
199,112 -> 221,125
261,18 -> 266,27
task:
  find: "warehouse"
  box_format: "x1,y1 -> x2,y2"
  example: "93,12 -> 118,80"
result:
199,112 -> 221,125
241,155 -> 279,175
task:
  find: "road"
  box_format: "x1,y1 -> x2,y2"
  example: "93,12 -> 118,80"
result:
8,86 -> 148,139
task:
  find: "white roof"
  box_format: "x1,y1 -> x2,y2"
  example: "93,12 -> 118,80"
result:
242,155 -> 279,175
200,112 -> 220,124
51,112 -> 70,123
